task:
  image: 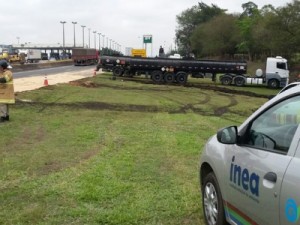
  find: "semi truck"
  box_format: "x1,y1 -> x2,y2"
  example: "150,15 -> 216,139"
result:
72,48 -> 99,66
96,55 -> 289,88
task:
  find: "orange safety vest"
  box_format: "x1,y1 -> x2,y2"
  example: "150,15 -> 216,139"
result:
0,69 -> 15,104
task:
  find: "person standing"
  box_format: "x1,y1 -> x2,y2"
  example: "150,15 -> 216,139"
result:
0,60 -> 14,122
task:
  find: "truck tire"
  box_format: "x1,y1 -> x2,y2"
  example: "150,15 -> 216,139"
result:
234,76 -> 245,87
176,72 -> 188,85
151,70 -> 163,83
164,72 -> 175,83
113,67 -> 124,76
268,79 -> 279,89
202,172 -> 227,225
220,76 -> 232,86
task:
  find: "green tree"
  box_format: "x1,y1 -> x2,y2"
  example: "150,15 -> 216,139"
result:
190,14 -> 241,58
236,2 -> 260,60
175,2 -> 225,56
264,0 -> 300,59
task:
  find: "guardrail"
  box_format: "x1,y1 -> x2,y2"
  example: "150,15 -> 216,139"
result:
12,60 -> 74,72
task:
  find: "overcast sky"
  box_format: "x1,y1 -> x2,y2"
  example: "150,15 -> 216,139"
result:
0,0 -> 292,56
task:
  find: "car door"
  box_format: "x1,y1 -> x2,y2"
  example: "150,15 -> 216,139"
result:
279,128 -> 300,225
223,95 -> 300,225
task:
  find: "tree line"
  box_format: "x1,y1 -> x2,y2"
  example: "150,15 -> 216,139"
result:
175,1 -> 300,64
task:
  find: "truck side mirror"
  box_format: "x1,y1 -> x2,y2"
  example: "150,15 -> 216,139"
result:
217,126 -> 238,144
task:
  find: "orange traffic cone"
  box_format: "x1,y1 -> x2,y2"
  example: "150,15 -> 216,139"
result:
44,76 -> 48,86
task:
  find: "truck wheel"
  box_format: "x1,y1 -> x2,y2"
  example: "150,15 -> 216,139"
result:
164,72 -> 175,83
113,67 -> 124,76
202,172 -> 226,225
220,76 -> 232,86
151,71 -> 163,83
268,79 -> 279,89
234,77 -> 245,87
176,72 -> 188,85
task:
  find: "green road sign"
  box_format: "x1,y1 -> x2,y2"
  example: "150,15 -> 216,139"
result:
143,35 -> 152,44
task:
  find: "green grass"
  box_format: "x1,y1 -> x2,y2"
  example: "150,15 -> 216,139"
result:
0,73 -> 272,224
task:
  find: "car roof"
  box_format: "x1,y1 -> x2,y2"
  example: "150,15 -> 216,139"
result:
278,82 -> 300,94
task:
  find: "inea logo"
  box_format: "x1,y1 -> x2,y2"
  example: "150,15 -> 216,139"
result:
286,199 -> 300,223
230,156 -> 260,197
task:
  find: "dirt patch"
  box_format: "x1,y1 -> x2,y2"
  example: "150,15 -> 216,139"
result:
69,80 -> 99,88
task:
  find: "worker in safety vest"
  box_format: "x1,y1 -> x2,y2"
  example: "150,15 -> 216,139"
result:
0,60 -> 14,122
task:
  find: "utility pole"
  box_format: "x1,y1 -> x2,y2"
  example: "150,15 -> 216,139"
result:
81,25 -> 86,47
72,21 -> 77,47
98,33 -> 101,51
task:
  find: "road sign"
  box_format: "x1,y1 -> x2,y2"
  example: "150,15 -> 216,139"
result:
143,35 -> 152,44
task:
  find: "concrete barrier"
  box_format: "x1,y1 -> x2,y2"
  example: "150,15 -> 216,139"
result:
12,60 -> 74,72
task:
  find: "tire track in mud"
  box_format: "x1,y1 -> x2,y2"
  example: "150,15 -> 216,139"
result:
213,94 -> 238,116
17,78 -> 253,117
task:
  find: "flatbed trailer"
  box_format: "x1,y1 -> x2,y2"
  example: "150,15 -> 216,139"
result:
96,55 -> 247,85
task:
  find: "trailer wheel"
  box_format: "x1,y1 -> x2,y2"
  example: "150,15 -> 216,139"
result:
268,79 -> 279,89
220,76 -> 232,86
113,67 -> 124,76
151,70 -> 163,83
164,72 -> 175,83
176,72 -> 188,85
234,77 -> 245,87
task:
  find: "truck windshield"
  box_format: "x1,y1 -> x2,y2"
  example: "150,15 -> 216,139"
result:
277,62 -> 287,70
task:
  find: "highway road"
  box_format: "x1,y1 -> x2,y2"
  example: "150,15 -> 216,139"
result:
13,65 -> 96,79
13,65 -> 99,92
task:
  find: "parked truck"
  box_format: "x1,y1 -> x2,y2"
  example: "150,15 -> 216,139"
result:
72,48 -> 99,66
19,49 -> 42,63
219,56 -> 289,88
96,55 -> 289,88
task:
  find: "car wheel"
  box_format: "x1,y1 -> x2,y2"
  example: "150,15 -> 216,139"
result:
202,172 -> 227,225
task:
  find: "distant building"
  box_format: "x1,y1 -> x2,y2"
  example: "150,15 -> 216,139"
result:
125,47 -> 133,56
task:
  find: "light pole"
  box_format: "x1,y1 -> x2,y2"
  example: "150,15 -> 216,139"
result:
60,21 -> 66,52
16,37 -> 20,45
93,31 -> 97,49
88,28 -> 91,48
72,21 -> 77,47
102,34 -> 105,51
97,33 -> 101,51
110,39 -> 112,55
81,25 -> 86,47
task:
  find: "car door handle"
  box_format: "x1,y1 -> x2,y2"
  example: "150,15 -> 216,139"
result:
264,172 -> 277,184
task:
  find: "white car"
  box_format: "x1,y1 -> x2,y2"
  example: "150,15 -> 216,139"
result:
200,84 -> 300,225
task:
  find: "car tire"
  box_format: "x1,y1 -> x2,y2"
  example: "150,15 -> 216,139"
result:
202,172 -> 227,225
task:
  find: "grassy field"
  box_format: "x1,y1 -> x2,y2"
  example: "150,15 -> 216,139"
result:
0,73 -> 275,224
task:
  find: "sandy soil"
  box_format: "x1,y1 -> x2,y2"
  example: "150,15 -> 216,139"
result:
14,68 -> 100,92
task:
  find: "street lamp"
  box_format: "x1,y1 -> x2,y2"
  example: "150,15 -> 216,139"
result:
88,28 -> 91,48
97,33 -> 101,51
93,31 -> 97,49
109,39 -> 112,55
72,21 -> 77,47
81,25 -> 86,47
60,21 -> 66,51
102,34 -> 105,51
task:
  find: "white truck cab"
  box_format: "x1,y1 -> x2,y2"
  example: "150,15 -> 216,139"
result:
200,84 -> 300,225
265,56 -> 289,87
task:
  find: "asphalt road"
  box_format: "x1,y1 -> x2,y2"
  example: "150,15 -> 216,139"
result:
13,65 -> 96,79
